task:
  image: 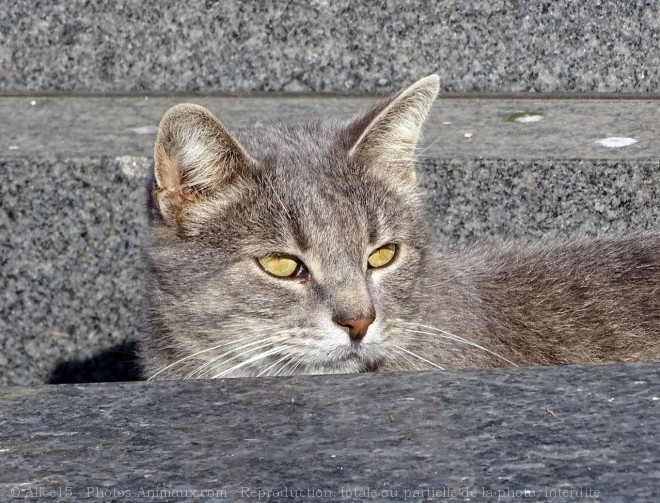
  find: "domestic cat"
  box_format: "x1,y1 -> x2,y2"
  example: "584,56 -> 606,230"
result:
140,75 -> 660,380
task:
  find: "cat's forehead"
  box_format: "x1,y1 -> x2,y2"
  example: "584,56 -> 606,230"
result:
259,157 -> 376,254
245,124 -> 384,203
251,167 -> 410,259
238,121 -> 350,172
224,120 -> 423,254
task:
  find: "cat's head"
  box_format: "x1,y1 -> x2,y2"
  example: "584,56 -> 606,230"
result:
144,75 -> 439,379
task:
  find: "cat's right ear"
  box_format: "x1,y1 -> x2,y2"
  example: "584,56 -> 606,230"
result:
153,103 -> 255,224
346,75 -> 439,186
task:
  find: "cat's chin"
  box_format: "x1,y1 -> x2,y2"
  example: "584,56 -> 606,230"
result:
303,345 -> 385,375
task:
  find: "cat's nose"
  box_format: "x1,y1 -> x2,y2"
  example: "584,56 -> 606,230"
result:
337,317 -> 376,341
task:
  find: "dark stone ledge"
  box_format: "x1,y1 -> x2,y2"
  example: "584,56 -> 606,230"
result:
0,363 -> 658,501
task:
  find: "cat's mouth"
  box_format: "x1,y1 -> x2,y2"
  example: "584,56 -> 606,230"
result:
348,341 -> 364,354
316,342 -> 384,372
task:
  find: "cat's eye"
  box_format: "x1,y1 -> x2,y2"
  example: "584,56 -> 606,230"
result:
367,244 -> 397,269
258,255 -> 306,278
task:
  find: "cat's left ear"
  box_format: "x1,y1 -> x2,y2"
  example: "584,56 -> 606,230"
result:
347,74 -> 439,184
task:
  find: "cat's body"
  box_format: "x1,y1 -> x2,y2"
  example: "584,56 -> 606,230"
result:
407,235 -> 660,371
140,75 -> 660,380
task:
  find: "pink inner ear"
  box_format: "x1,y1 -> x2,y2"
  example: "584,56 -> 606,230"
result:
156,145 -> 184,192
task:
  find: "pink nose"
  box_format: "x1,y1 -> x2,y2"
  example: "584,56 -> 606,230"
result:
337,317 -> 375,341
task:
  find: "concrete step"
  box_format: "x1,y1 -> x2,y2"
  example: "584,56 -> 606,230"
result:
3,2 -> 659,95
1,363 -> 659,500
2,96 -> 660,159
1,97 -> 659,386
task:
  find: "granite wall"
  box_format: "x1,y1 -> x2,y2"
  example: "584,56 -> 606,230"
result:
2,0 -> 659,94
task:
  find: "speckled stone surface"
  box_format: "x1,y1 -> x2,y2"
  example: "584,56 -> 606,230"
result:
1,97 -> 659,386
1,156 -> 148,386
0,364 -> 658,501
2,1 -> 659,94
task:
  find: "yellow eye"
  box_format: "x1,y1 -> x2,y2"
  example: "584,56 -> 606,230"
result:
367,244 -> 397,269
258,255 -> 302,278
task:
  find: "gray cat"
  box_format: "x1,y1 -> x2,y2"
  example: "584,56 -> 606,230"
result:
141,75 -> 660,380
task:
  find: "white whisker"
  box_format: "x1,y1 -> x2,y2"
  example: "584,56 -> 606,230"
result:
184,337 -> 282,379
148,338 -> 247,381
401,322 -> 518,367
285,355 -> 306,376
211,346 -> 284,378
389,347 -> 424,371
384,350 -> 407,372
413,136 -> 441,161
257,353 -> 291,377
425,273 -> 466,288
199,340 -> 280,379
267,177 -> 292,221
273,355 -> 297,376
392,345 -> 445,370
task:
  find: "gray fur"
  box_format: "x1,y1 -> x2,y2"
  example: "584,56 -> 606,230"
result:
141,76 -> 660,380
